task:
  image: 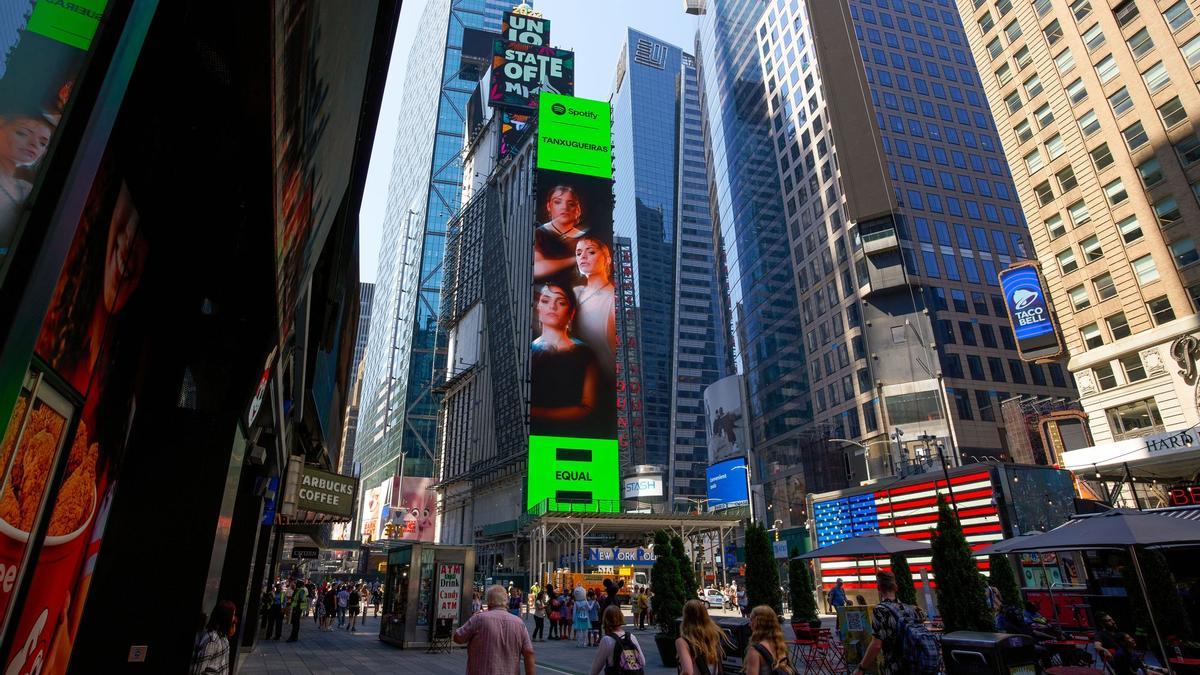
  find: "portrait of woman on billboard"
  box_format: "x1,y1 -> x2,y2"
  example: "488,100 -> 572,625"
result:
0,109 -> 53,255
571,235 -> 615,378
534,184 -> 589,287
530,283 -> 605,437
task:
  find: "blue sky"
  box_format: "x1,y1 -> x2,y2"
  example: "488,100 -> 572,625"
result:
358,0 -> 703,283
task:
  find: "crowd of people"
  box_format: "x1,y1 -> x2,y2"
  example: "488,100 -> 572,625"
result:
256,576 -> 383,642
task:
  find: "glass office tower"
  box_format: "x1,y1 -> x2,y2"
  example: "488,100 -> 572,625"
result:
612,29 -> 726,501
357,0 -> 517,499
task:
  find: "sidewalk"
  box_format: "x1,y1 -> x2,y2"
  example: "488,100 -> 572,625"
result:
239,611 -> 696,675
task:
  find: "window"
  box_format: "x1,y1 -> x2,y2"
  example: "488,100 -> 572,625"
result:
1024,148 -> 1045,173
1069,284 -> 1091,309
1009,359 -> 1027,384
968,355 -> 986,380
978,12 -> 995,34
1035,103 -> 1054,128
1046,214 -> 1066,239
1015,45 -> 1032,69
1044,19 -> 1063,46
1068,199 -> 1091,226
1005,91 -> 1023,114
1108,87 -> 1134,116
1104,178 -> 1128,206
1070,0 -> 1092,21
1122,122 -> 1149,152
996,62 -> 1014,85
1191,284 -> 1200,310
1083,23 -> 1106,51
1094,363 -> 1118,390
1106,398 -> 1164,439
1159,97 -> 1188,129
1117,215 -> 1143,244
1134,160 -> 1164,191
987,37 -> 1003,60
1023,73 -> 1044,98
1004,19 -> 1023,42
960,321 -> 978,345
1078,110 -> 1100,136
1183,34 -> 1200,67
977,390 -> 995,421
1055,48 -> 1076,74
1056,165 -> 1078,192
1142,61 -> 1171,93
1094,273 -> 1117,300
1155,197 -> 1183,228
1122,355 -> 1148,382
1114,0 -> 1140,27
1107,311 -> 1132,339
1081,322 -> 1104,348
1081,234 -> 1103,262
1171,237 -> 1200,267
1066,78 -> 1087,106
1127,28 -> 1155,60
1095,54 -> 1120,83
1091,142 -> 1115,170
973,292 -> 989,315
1034,0 -> 1052,16
1175,133 -> 1200,165
1058,247 -> 1079,273
1014,119 -> 1033,143
1034,180 -> 1055,205
1132,254 -> 1159,284
988,356 -> 1007,381
1165,1 -> 1195,32
1148,295 -> 1176,324
1046,134 -> 1066,160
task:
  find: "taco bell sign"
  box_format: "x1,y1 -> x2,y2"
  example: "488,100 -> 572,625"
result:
999,263 -> 1063,361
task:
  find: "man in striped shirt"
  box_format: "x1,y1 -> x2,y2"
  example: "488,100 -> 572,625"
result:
453,585 -> 535,675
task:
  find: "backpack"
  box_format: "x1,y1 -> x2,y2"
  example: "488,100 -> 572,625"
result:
605,632 -> 644,675
752,644 -> 792,675
877,601 -> 940,675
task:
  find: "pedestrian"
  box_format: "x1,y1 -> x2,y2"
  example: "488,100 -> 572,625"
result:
645,589 -> 654,627
453,585 -> 536,675
737,585 -> 748,617
586,589 -> 601,646
347,583 -> 360,631
676,599 -> 724,675
336,584 -> 349,628
532,589 -> 547,641
191,600 -> 237,675
258,588 -> 271,631
636,588 -> 649,630
548,588 -> 561,640
323,586 -> 337,631
286,578 -> 308,642
574,590 -> 593,647
563,595 -> 575,641
743,605 -> 795,674
508,586 -> 523,618
358,584 -> 369,625
471,590 -> 482,615
265,583 -> 283,640
985,583 -> 1002,620
373,586 -> 383,616
854,571 -> 938,675
589,605 -> 646,675
829,578 -> 847,615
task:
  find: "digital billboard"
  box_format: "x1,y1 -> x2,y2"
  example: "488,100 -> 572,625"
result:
528,94 -> 617,513
703,375 -> 750,463
537,93 -> 612,179
489,41 -> 574,111
501,9 -> 549,45
705,457 -> 750,512
998,262 -> 1063,361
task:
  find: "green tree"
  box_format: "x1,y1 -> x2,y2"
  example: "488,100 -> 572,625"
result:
745,522 -> 782,613
651,530 -> 684,635
671,535 -> 698,598
891,554 -> 917,606
989,554 -> 1021,607
789,548 -> 819,623
930,496 -> 993,632
1123,548 -> 1192,647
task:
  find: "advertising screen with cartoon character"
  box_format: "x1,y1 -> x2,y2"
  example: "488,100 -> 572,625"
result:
380,476 -> 435,542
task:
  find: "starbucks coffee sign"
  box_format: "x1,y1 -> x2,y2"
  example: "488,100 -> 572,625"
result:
296,465 -> 358,518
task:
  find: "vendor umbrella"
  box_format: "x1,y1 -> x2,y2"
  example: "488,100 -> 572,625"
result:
795,533 -> 931,560
978,510 -> 1200,673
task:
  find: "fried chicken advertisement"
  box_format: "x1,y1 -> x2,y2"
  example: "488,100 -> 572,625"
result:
0,406 -> 96,537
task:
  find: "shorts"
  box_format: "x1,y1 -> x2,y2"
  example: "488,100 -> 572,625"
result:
349,607 -> 359,616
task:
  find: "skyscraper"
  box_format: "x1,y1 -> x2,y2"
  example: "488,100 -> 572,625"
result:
357,0 -> 518,498
957,0 -> 1200,501
611,29 -> 726,502
700,0 -> 1076,490
338,282 -> 374,476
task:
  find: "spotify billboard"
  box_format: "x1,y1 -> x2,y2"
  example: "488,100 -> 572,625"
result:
527,93 -> 618,513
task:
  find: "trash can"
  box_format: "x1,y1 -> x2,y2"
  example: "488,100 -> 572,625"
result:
941,631 -> 1038,675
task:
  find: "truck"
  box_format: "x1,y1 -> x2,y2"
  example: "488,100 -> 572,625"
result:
551,568 -> 649,605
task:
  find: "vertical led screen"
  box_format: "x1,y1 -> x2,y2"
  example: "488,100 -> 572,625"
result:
998,262 -> 1064,362
528,94 -> 617,513
705,457 -> 750,512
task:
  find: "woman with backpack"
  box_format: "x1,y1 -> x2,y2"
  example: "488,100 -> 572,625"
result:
743,606 -> 795,675
676,599 -> 725,675
588,605 -> 646,675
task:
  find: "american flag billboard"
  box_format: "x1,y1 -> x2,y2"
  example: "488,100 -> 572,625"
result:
811,470 -> 1001,589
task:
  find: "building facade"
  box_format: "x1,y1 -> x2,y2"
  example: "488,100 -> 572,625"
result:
612,29 -> 726,503
957,0 -> 1200,505
357,0 -> 517,501
339,281 -> 375,476
743,0 -> 1078,481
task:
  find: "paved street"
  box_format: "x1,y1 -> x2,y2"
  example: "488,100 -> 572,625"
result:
239,606 -> 773,675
